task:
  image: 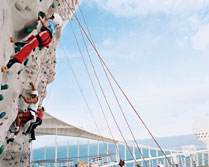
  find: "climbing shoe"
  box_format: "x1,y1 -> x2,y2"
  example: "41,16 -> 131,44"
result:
1,66 -> 8,72
9,127 -> 19,133
15,42 -> 28,47
22,132 -> 27,136
28,139 -> 33,143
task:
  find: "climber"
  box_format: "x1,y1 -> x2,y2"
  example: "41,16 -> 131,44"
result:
1,11 -> 63,72
9,82 -> 38,136
23,106 -> 44,142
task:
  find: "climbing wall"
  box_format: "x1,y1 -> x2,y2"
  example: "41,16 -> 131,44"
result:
0,0 -> 80,166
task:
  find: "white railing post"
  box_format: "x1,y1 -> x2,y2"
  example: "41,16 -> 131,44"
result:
88,140 -> 90,167
44,145 -> 46,167
156,149 -> 158,166
148,147 -> 151,167
77,140 -> 80,162
125,144 -> 127,167
97,141 -> 100,158
67,140 -> 69,167
107,143 -> 109,163
116,143 -> 119,162
133,145 -> 135,167
55,128 -> 58,167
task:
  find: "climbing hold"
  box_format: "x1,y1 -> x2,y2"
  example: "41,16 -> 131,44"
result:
5,136 -> 8,140
25,28 -> 33,33
17,69 -> 23,75
52,2 -> 55,8
0,145 -> 5,155
39,46 -> 43,50
0,123 -> 3,126
0,112 -> 6,119
24,58 -> 29,66
13,100 -> 15,103
29,75 -> 32,79
58,3 -> 60,6
1,84 -> 8,90
22,82 -> 25,85
15,45 -> 21,53
33,48 -> 36,52
10,37 -> 14,43
0,94 -> 4,101
38,11 -> 45,19
5,116 -> 8,119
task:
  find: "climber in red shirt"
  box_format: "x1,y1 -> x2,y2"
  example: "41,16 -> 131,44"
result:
1,11 -> 62,72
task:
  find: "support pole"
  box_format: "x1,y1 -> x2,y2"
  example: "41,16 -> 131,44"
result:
88,140 -> 90,167
67,140 -> 69,167
77,140 -> 80,162
156,149 -> 158,166
125,144 -> 127,167
148,147 -> 151,167
133,145 -> 135,167
55,128 -> 58,167
44,145 -> 46,167
116,143 -> 119,162
106,143 -> 109,163
97,141 -> 100,158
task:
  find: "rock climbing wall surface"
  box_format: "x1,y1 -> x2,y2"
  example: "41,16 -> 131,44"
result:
0,0 -> 80,166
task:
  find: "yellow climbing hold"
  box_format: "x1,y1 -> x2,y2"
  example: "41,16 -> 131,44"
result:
10,37 -> 14,43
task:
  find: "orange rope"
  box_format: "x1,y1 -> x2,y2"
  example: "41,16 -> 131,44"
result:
60,42 -> 117,166
64,1 -> 174,166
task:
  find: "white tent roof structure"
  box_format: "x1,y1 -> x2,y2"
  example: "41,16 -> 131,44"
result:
36,112 -> 117,143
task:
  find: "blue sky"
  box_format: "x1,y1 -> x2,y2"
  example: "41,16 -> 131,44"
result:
35,0 -> 209,147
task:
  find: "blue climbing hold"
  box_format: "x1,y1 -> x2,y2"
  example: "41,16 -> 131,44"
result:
0,94 -> 4,101
0,112 -> 6,119
1,84 -> 8,90
0,145 -> 4,155
24,58 -> 29,66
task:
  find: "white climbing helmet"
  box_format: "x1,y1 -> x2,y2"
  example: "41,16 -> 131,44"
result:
31,90 -> 38,96
53,13 -> 62,28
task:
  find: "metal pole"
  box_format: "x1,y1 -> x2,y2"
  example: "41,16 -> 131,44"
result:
67,140 -> 69,167
77,140 -> 80,162
116,143 -> 119,162
148,147 -> 151,167
106,143 -> 109,163
133,145 -> 135,167
88,140 -> 90,167
156,149 -> 158,166
125,144 -> 127,167
55,128 -> 58,167
44,145 -> 46,167
141,147 -> 143,167
202,153 -> 205,166
97,141 -> 100,158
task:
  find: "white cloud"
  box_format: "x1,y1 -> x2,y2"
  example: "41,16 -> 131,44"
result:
191,24 -> 209,53
87,0 -> 209,17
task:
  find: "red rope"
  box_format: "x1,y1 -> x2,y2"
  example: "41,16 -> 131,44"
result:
75,10 -> 147,167
69,12 -> 138,164
60,43 -> 117,166
64,1 -> 173,166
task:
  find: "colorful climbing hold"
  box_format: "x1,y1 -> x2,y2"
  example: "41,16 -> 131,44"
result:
0,123 -> 3,126
10,37 -> 14,43
0,94 -> 4,101
0,112 -> 6,118
25,28 -> 33,33
24,58 -> 29,66
17,69 -> 23,75
52,2 -> 55,8
15,45 -> 21,53
38,11 -> 45,18
0,145 -> 5,155
1,84 -> 8,90
29,75 -> 32,79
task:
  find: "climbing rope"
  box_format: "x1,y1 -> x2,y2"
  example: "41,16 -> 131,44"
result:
60,42 -> 117,166
64,1 -> 174,166
69,15 -> 138,165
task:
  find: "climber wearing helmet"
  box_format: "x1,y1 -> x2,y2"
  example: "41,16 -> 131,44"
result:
9,82 -> 38,138
1,11 -> 63,72
23,106 -> 45,142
